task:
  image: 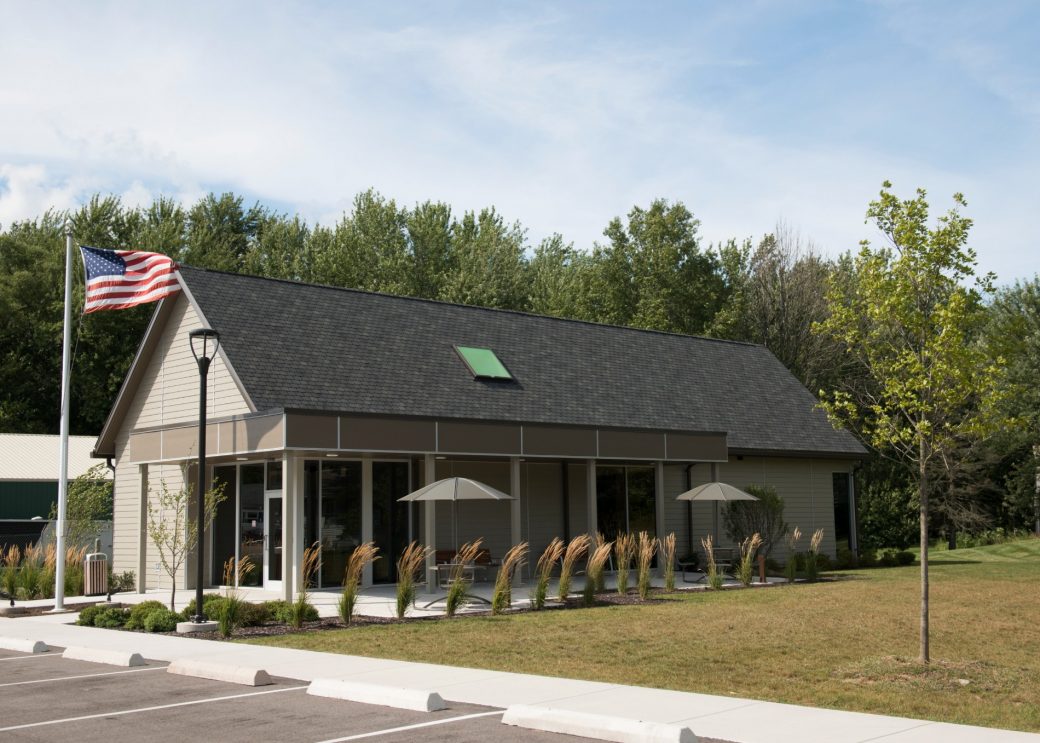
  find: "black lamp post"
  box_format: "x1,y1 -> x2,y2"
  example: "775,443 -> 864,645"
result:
189,328 -> 220,624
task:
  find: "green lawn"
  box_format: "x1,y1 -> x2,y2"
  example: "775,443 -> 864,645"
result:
245,537 -> 1040,732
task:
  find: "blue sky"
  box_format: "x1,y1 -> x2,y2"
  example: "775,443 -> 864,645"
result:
1,1 -> 1037,282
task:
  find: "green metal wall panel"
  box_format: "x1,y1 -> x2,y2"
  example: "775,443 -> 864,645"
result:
0,481 -> 58,519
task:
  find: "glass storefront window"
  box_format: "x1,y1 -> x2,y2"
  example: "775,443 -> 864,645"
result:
372,462 -> 410,583
596,465 -> 656,538
211,465 -> 237,585
239,464 -> 265,586
320,462 -> 362,587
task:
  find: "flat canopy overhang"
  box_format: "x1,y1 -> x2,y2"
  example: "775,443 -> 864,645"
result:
115,410 -> 730,464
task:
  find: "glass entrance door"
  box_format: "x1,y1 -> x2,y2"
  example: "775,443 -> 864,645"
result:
265,494 -> 283,590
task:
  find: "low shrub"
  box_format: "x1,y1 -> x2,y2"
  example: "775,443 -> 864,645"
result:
179,594 -> 223,622
143,606 -> 179,632
263,599 -> 318,624
835,548 -> 859,569
93,607 -> 128,628
125,600 -> 169,630
815,552 -> 832,571
879,550 -> 898,568
76,604 -> 105,626
858,548 -> 878,568
110,570 -> 136,593
896,550 -> 915,566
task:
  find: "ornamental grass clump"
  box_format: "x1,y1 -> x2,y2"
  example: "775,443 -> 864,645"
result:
289,542 -> 323,627
804,529 -> 824,582
338,541 -> 376,626
395,542 -> 430,619
784,527 -> 802,583
558,535 -> 590,602
737,533 -> 763,587
583,540 -> 613,607
64,545 -> 88,597
18,543 -> 43,600
661,532 -> 677,592
592,533 -> 608,592
614,533 -> 635,594
636,531 -> 657,600
445,540 -> 482,617
531,537 -> 564,610
701,535 -> 723,590
219,555 -> 254,638
492,542 -> 528,615
1,545 -> 19,599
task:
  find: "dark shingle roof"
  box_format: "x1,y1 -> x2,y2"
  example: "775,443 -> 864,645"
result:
180,266 -> 865,457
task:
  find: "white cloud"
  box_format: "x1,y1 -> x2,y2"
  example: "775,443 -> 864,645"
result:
0,2 -> 1036,283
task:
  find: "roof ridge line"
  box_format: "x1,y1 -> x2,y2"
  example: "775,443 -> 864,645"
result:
177,264 -> 761,347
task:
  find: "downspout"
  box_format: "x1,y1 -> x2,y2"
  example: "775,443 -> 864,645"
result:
561,460 -> 571,542
849,462 -> 860,555
684,464 -> 694,555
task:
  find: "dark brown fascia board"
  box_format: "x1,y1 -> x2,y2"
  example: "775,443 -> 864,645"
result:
282,408 -> 730,439
727,447 -> 870,461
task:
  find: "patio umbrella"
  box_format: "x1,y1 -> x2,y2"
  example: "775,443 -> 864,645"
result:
675,481 -> 759,544
398,477 -> 514,554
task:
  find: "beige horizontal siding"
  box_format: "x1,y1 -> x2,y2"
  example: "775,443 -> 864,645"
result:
112,293 -> 251,593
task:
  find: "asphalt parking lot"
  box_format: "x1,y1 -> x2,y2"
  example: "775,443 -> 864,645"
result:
0,647 -> 578,743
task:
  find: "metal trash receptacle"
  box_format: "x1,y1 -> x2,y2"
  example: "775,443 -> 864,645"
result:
84,553 -> 108,596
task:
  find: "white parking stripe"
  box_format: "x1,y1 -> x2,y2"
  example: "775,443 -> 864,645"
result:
0,653 -> 61,662
0,685 -> 307,732
0,666 -> 166,688
313,710 -> 506,743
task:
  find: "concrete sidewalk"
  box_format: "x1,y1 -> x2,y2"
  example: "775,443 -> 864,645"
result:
1,614 -> 1036,743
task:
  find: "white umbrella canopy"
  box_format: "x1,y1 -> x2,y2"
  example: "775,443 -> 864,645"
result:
398,477 -> 514,503
676,481 -> 759,545
398,477 -> 514,555
675,482 -> 759,502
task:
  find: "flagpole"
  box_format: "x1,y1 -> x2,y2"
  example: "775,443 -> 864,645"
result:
52,225 -> 74,611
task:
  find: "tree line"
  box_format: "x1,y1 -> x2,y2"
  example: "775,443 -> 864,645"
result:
1,186 -> 1036,549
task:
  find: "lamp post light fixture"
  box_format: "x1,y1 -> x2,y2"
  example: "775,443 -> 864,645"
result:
188,328 -> 219,625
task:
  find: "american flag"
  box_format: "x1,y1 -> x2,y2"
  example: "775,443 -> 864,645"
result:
79,246 -> 180,314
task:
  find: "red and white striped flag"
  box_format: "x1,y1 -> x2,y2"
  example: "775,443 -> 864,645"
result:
79,245 -> 180,313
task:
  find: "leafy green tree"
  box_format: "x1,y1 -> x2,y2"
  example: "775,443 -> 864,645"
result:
815,182 -> 1011,663
710,225 -> 840,392
722,484 -> 788,559
527,234 -> 585,318
48,463 -> 113,546
985,278 -> 1040,532
405,200 -> 455,299
440,208 -> 528,310
598,199 -> 727,335
184,193 -> 265,272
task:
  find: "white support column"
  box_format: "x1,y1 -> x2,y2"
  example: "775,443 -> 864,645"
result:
586,459 -> 597,536
655,461 -> 666,575
137,464 -> 148,593
510,456 -> 523,583
424,453 -> 437,594
362,456 -> 374,587
281,452 -> 294,601
291,457 -> 305,599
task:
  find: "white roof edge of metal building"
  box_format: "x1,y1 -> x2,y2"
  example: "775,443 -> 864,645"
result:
0,434 -> 109,481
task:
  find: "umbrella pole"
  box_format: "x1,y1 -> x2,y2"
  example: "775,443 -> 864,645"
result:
713,501 -> 719,544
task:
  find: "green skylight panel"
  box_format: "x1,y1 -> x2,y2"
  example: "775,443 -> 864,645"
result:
455,345 -> 513,380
